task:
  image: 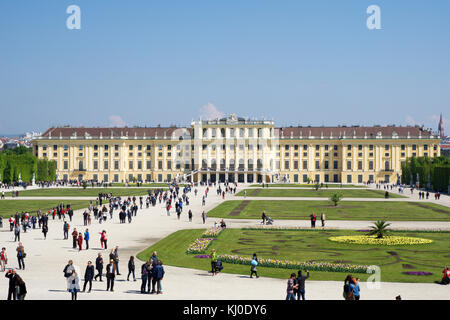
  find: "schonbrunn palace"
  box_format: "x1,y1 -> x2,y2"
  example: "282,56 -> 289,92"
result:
32,114 -> 441,184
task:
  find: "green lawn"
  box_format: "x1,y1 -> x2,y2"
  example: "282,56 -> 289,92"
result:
0,200 -> 92,217
137,228 -> 449,283
250,183 -> 366,188
5,188 -> 161,197
237,188 -> 404,198
207,200 -> 450,221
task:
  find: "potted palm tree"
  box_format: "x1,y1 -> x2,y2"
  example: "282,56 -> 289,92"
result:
368,220 -> 391,239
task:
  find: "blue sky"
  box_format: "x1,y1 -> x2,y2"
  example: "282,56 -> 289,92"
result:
0,0 -> 449,134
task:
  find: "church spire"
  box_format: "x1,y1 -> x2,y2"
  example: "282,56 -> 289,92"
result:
438,113 -> 444,138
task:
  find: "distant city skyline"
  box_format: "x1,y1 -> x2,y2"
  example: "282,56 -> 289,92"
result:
1,0 -> 449,134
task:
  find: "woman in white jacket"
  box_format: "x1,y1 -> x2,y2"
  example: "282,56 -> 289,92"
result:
67,270 -> 81,300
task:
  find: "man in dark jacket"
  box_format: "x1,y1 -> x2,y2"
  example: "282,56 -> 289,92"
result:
295,270 -> 310,300
105,259 -> 116,291
150,251 -> 158,267
82,261 -> 95,292
94,253 -> 104,282
151,260 -> 165,294
5,269 -> 20,300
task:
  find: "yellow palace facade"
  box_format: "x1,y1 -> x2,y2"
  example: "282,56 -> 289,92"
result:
32,114 -> 441,184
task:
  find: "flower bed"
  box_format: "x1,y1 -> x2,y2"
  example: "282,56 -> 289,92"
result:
243,226 -> 335,232
403,271 -> 433,276
328,235 -> 433,246
217,254 -> 369,273
194,255 -> 211,259
186,238 -> 216,254
201,227 -> 224,238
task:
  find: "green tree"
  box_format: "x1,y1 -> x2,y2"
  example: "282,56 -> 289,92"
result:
330,192 -> 343,206
36,159 -> 49,181
48,160 -> 57,181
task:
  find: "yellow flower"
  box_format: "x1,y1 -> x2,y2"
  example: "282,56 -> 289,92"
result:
328,235 -> 433,246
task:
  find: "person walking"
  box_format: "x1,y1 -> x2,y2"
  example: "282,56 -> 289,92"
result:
77,232 -> 83,251
295,270 -> 310,300
5,269 -> 20,300
42,223 -> 48,239
250,254 -> 259,278
16,275 -> 27,300
349,277 -> 361,300
105,259 -> 116,292
16,243 -> 25,270
84,229 -> 90,250
82,261 -> 95,293
1,248 -> 8,272
188,209 -> 193,222
202,211 -> 207,224
321,212 -> 326,228
67,270 -> 80,300
14,224 -> 20,242
343,275 -> 353,300
94,253 -> 104,282
210,249 -> 217,276
310,213 -> 316,228
286,273 -> 298,300
127,256 -> 136,281
72,228 -> 78,249
113,246 -> 120,275
63,221 -> 69,240
99,231 -> 107,249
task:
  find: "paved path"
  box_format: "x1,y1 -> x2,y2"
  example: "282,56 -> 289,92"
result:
0,184 -> 449,300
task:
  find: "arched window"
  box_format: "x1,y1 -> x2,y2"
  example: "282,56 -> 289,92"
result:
239,159 -> 244,171
229,159 -> 235,171
248,159 -> 254,170
257,159 -> 263,170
